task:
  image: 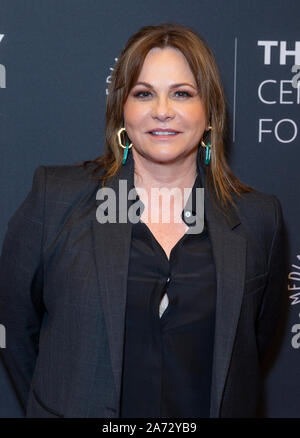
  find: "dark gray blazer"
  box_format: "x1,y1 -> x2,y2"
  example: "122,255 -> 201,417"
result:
0,151 -> 288,418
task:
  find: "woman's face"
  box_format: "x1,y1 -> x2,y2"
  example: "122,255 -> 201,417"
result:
123,46 -> 208,165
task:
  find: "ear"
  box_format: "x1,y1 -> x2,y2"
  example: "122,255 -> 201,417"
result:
207,115 -> 212,130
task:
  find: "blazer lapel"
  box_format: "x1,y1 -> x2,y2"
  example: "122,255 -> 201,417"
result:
91,153 -> 135,412
92,150 -> 247,418
198,163 -> 247,418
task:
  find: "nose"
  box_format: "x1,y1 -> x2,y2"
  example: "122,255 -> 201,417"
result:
151,95 -> 175,121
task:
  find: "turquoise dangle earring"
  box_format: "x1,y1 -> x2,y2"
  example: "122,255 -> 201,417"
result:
122,141 -> 130,165
205,142 -> 211,165
201,126 -> 213,165
117,127 -> 132,165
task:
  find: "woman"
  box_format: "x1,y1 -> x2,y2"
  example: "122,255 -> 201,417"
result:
0,23 -> 287,418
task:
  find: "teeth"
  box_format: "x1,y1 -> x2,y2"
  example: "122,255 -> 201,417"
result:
150,131 -> 177,135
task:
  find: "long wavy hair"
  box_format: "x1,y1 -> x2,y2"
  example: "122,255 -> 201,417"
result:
82,22 -> 253,210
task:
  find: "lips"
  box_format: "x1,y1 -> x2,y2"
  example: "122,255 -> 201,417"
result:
149,132 -> 179,135
147,131 -> 181,139
147,129 -> 182,139
147,128 -> 181,134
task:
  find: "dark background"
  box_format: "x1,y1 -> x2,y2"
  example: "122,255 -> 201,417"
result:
0,0 -> 299,417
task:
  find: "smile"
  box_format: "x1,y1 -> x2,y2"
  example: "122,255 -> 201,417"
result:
151,131 -> 177,135
148,131 -> 181,139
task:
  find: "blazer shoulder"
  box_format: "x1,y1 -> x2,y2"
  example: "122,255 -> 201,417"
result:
27,163 -> 104,250
42,162 -> 101,184
234,187 -> 282,221
34,162 -> 101,203
235,186 -> 279,206
233,187 -> 284,250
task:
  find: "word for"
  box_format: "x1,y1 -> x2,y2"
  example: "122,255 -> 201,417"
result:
258,118 -> 297,143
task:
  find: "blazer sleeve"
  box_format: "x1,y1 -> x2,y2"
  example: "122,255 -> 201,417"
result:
0,166 -> 46,415
256,195 -> 288,363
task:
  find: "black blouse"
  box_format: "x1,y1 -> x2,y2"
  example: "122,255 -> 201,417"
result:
120,173 -> 217,418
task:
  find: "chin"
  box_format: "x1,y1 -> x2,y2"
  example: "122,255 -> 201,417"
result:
133,145 -> 182,164
148,152 -> 179,164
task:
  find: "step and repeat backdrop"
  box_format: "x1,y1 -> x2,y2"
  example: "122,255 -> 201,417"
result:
0,0 -> 299,417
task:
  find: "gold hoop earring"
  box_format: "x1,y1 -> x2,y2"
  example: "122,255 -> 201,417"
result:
117,127 -> 132,165
200,126 -> 213,165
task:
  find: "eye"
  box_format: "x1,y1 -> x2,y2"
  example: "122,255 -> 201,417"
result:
132,90 -> 193,99
175,91 -> 192,97
133,91 -> 152,98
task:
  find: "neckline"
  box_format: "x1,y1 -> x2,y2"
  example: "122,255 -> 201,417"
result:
132,171 -> 202,217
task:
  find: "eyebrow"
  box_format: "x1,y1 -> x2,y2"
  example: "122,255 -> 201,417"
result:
134,81 -> 197,90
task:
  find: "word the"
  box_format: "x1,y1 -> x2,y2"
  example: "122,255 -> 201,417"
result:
258,41 -> 300,65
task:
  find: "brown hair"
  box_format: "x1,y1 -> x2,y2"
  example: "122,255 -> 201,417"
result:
82,22 -> 253,210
